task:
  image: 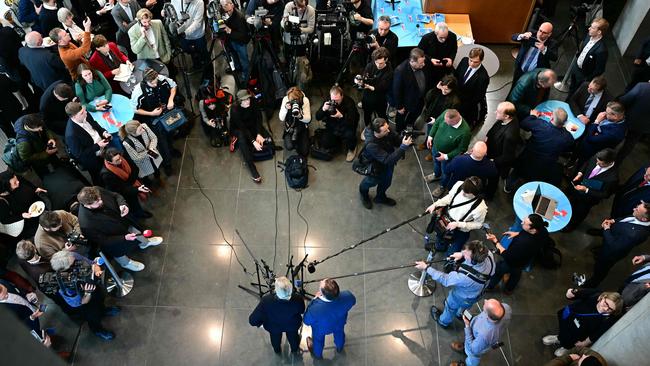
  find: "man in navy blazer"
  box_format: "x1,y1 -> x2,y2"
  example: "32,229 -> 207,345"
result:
564,149 -> 618,232
304,278 -> 356,359
611,165 -> 650,219
392,48 -> 434,132
625,37 -> 650,92
617,82 -> 650,162
64,101 -> 111,184
249,276 -> 305,354
18,32 -> 70,92
569,17 -> 609,96
454,47 -> 490,129
573,101 -> 626,169
511,22 -> 558,83
583,201 -> 650,288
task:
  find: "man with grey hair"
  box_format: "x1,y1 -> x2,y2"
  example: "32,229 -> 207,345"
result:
18,31 -> 70,91
434,140 -> 498,199
249,276 -> 305,354
507,68 -> 557,121
417,21 -> 458,83
506,107 -> 574,190
368,15 -> 398,59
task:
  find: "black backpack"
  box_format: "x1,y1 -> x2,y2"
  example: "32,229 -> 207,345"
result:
538,236 -> 562,269
280,155 -> 309,189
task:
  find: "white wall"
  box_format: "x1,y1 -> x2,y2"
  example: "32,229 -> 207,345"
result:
613,0 -> 650,54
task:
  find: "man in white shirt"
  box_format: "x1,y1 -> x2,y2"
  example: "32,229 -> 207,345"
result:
569,17 -> 609,96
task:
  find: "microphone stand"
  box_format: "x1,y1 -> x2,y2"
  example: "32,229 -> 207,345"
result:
303,258 -> 449,284
286,254 -> 315,299
235,230 -> 275,298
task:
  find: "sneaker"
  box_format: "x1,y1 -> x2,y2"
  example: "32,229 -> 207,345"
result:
430,305 -> 449,329
346,149 -> 356,162
360,193 -> 372,209
121,259 -> 145,272
357,101 -> 363,108
104,306 -> 121,317
360,130 -> 366,141
229,136 -> 238,152
432,186 -> 447,198
374,196 -> 396,206
252,175 -> 262,184
425,173 -> 440,183
554,347 -> 569,357
139,236 -> 163,249
94,329 -> 115,341
542,335 -> 560,346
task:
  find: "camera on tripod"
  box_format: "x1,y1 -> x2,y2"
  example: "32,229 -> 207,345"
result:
401,126 -> 425,139
324,100 -> 338,115
206,0 -> 228,35
66,230 -> 88,246
248,8 -> 274,31
162,3 -> 190,37
38,261 -> 95,296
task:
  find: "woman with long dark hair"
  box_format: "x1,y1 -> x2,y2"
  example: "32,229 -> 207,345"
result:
74,64 -> 113,112
0,170 -> 48,240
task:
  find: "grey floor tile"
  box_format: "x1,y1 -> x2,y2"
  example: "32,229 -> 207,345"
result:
112,244 -> 166,307
366,311 -> 432,366
168,188 -> 237,244
179,137 -> 242,190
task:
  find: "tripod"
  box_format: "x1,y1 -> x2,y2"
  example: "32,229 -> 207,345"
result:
162,22 -> 197,116
286,254 -> 315,298
235,230 -> 276,298
334,42 -> 364,86
206,31 -> 242,89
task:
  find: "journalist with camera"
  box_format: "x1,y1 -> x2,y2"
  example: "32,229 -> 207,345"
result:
347,0 -> 373,41
368,15 -> 398,60
415,240 -> 495,330
168,0 -> 208,70
35,210 -> 87,262
247,0 -> 285,52
219,0 -> 252,85
315,85 -> 360,162
356,47 -> 393,134
281,0 -> 315,58
279,86 -> 311,156
49,250 -> 121,340
358,118 -> 412,209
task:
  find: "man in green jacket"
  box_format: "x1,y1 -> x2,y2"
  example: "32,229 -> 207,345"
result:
14,114 -> 59,177
128,9 -> 172,64
507,68 -> 556,121
543,346 -> 607,366
425,109 -> 471,184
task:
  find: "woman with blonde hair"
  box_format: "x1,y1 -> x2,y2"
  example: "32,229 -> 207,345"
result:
119,120 -> 166,181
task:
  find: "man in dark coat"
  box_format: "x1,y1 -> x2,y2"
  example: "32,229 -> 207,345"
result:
564,148 -> 619,232
39,81 -> 75,136
616,81 -> 650,163
18,32 -> 70,93
315,85 -> 360,162
485,101 -> 520,180
100,148 -> 153,220
229,90 -> 271,182
454,47 -> 490,129
507,68 -> 556,122
77,186 -> 161,271
248,276 -> 305,354
567,75 -> 612,126
417,22 -> 457,83
511,22 -> 558,83
569,17 -> 609,96
392,47 -> 434,133
573,101 -> 626,169
583,201 -> 650,288
611,165 -> 650,219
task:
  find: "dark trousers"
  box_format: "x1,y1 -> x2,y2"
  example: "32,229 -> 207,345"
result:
488,259 -> 523,292
59,289 -> 108,332
269,330 -> 300,353
362,96 -> 388,127
359,166 -> 394,199
566,194 -> 598,229
556,309 -> 585,349
179,36 -> 208,69
322,126 -> 357,152
283,123 -> 310,157
235,130 -> 260,178
569,68 -> 587,98
586,240 -> 638,287
149,121 -> 173,169
395,110 -> 419,133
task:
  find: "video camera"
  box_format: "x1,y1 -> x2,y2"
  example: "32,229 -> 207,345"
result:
353,73 -> 375,90
247,7 -> 274,31
66,230 -> 89,246
162,3 -> 190,36
401,126 -> 425,139
38,261 -> 96,296
207,0 -> 228,35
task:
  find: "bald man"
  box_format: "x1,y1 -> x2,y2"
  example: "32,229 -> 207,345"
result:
434,140 -> 498,199
511,22 -> 558,83
450,299 -> 511,366
18,31 -> 70,91
417,22 -> 458,83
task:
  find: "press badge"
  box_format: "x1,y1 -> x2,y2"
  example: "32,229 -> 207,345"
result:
574,318 -> 581,328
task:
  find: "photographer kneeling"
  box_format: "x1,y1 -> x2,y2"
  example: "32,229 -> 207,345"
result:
358,118 -> 412,209
356,47 -> 393,140
49,250 -> 120,340
279,86 -> 311,156
425,176 -> 488,256
315,85 -> 360,162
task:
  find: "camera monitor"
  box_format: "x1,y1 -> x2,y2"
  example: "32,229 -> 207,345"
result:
531,185 -> 557,220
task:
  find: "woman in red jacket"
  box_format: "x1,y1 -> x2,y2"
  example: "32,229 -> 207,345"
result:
89,35 -> 131,93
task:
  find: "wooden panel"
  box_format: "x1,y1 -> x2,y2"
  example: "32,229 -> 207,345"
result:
422,0 -> 536,43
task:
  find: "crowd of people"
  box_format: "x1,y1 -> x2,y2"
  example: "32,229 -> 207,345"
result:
0,0 -> 649,365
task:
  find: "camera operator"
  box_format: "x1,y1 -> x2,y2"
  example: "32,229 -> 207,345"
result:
35,210 -> 86,262
230,90 -> 271,183
356,47 -> 393,136
414,240 -> 495,329
169,0 -> 207,70
247,0 -> 284,53
368,15 -> 397,60
49,250 -> 120,340
347,0 -> 373,40
279,86 -> 311,156
315,85 -> 360,162
77,186 -> 163,272
281,0 -> 315,58
358,118 -> 412,209
417,22 -> 457,83
219,0 -> 251,86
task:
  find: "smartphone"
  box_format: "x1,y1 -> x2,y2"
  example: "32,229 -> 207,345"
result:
571,181 -> 577,187
30,329 -> 44,342
39,303 -> 47,312
463,309 -> 473,321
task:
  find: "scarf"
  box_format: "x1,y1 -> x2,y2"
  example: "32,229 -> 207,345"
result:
103,159 -> 148,201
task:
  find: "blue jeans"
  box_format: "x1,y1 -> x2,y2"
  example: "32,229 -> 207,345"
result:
431,144 -> 448,182
312,328 -> 346,358
229,41 -> 249,84
466,351 -> 481,366
440,289 -> 477,327
359,166 -> 394,199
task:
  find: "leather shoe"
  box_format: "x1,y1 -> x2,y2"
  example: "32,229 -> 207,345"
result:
450,361 -> 467,366
360,193 -> 372,209
104,306 -> 121,317
374,196 -> 396,206
94,330 -> 115,341
430,305 -> 449,328
450,341 -> 465,353
424,153 -> 433,161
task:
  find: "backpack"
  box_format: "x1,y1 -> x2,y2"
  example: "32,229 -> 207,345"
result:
2,136 -> 29,173
352,144 -> 378,177
280,155 -> 309,189
538,236 -> 562,269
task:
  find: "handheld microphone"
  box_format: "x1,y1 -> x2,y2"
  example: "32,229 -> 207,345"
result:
307,261 -> 316,273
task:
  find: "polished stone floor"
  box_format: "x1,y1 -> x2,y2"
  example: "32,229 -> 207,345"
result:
12,7 -> 650,366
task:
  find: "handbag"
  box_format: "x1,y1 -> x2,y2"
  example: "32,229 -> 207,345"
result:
152,108 -> 187,132
0,197 -> 24,237
352,144 -> 380,177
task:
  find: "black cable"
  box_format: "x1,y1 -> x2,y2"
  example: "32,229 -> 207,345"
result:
273,145 -> 279,271
296,190 -> 309,253
187,146 -> 252,276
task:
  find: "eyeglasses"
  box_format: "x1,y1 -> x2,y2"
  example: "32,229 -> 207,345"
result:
538,30 -> 551,35
600,299 -> 615,313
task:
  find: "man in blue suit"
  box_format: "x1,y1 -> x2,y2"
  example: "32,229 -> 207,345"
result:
573,101 -> 626,169
583,202 -> 650,288
511,22 -> 558,84
304,278 -> 356,359
617,81 -> 650,163
611,165 -> 650,219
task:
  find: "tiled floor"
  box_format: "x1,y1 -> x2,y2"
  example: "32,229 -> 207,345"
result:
12,4 -> 650,366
